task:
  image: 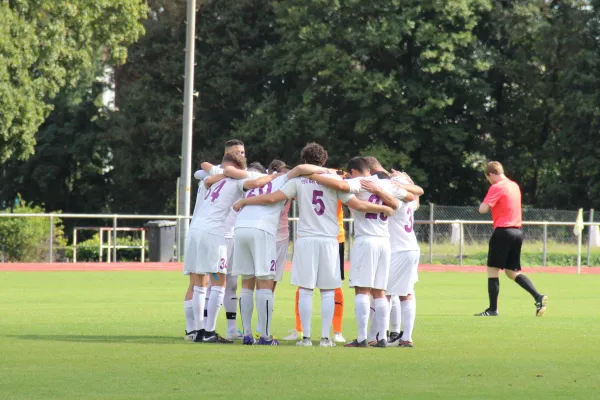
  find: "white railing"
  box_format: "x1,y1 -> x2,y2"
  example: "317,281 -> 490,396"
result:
0,213 -> 598,273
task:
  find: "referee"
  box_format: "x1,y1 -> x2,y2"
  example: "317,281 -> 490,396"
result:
475,162 -> 548,317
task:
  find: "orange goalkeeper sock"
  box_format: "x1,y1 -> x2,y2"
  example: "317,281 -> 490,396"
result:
333,287 -> 344,333
295,287 -> 303,332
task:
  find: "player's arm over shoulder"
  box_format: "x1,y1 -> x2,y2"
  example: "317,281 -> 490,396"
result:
344,196 -> 394,217
308,173 -> 352,192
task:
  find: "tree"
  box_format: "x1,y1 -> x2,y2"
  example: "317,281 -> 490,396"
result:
0,0 -> 148,163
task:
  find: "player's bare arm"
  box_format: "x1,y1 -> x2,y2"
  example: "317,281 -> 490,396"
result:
345,197 -> 394,217
233,190 -> 288,211
223,165 -> 249,180
242,173 -> 282,190
479,203 -> 490,214
307,173 -> 351,192
204,174 -> 225,188
391,181 -> 424,197
287,164 -> 329,179
200,162 -> 214,173
359,180 -> 401,210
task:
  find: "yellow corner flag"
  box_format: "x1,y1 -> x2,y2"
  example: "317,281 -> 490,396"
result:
574,208 -> 585,236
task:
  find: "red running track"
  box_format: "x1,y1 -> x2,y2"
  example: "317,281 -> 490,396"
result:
0,262 -> 599,274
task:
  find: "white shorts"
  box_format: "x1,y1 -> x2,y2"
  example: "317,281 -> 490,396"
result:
232,227 -> 276,279
183,229 -> 232,275
349,236 -> 391,290
291,237 -> 341,290
275,239 -> 289,282
387,250 -> 420,296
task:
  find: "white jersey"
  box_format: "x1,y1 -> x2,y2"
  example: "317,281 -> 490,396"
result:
191,169 -> 261,237
277,200 -> 292,242
346,176 -> 408,238
279,175 -> 354,238
389,178 -> 419,252
235,174 -> 290,236
189,167 -> 222,227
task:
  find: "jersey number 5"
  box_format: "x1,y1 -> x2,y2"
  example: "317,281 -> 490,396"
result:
312,190 -> 325,216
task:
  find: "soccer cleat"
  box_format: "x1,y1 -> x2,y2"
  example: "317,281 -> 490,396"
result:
225,329 -> 243,341
474,309 -> 499,316
193,329 -> 206,343
283,329 -> 302,341
344,339 -> 368,348
371,339 -> 388,348
332,332 -> 346,344
242,335 -> 256,345
184,331 -> 197,341
319,337 -> 336,347
535,295 -> 548,317
388,331 -> 401,344
202,331 -> 234,344
368,339 -> 378,346
296,337 -> 313,347
398,340 -> 414,348
258,336 -> 280,346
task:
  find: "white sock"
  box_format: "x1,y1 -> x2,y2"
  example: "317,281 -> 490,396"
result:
298,288 -> 313,338
192,286 -> 206,331
401,299 -> 416,342
320,290 -> 335,339
224,275 -> 238,333
368,297 -> 378,341
184,300 -> 195,333
374,298 -> 390,342
239,288 -> 254,337
390,296 -> 401,333
205,285 -> 225,332
204,284 -> 211,319
256,289 -> 274,338
355,294 -> 370,342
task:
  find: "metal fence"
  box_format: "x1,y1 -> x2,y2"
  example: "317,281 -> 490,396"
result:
0,205 -> 598,267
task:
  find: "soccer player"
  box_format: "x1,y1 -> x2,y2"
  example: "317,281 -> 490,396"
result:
363,170 -> 424,347
308,156 -> 414,348
232,143 -> 394,347
193,139 -> 248,340
283,192 -> 348,343
232,163 -> 331,345
183,152 -> 252,343
475,161 -> 548,317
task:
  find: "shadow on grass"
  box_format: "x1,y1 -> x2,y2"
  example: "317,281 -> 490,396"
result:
7,335 -> 181,344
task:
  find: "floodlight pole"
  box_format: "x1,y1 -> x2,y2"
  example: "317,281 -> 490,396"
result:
178,0 -> 197,260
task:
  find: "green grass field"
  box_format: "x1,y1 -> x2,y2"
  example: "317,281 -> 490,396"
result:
1,271 -> 599,399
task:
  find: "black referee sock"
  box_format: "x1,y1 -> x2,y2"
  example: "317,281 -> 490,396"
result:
515,274 -> 541,301
488,278 -> 499,312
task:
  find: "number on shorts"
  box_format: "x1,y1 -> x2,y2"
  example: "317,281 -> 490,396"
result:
404,207 -> 414,233
269,260 -> 276,272
219,258 -> 227,270
210,181 -> 226,202
312,190 -> 325,216
365,194 -> 388,221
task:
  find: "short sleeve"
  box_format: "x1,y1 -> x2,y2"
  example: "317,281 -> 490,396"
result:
388,181 -> 409,200
209,166 -> 224,176
345,178 -> 362,194
337,191 -> 355,204
279,179 -> 297,200
273,174 -> 289,187
194,170 -> 208,181
483,185 -> 502,207
237,179 -> 249,192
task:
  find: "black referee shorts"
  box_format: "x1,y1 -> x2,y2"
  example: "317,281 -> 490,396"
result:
339,242 -> 345,281
487,227 -> 523,271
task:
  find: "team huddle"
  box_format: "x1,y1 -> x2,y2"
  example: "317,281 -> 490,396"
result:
182,140 -> 424,347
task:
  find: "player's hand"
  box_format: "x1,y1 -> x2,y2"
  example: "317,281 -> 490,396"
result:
232,200 -> 245,212
382,206 -> 395,217
391,169 -> 414,184
360,179 -> 380,193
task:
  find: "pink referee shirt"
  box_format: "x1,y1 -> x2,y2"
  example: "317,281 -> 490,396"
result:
483,178 -> 522,229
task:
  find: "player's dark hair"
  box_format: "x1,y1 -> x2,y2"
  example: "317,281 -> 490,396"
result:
347,156 -> 369,175
224,139 -> 244,150
248,161 -> 267,174
268,159 -> 290,174
300,143 -> 328,166
374,171 -> 390,180
222,153 -> 246,170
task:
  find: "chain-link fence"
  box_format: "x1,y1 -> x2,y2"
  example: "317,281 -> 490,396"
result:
1,205 -> 599,266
